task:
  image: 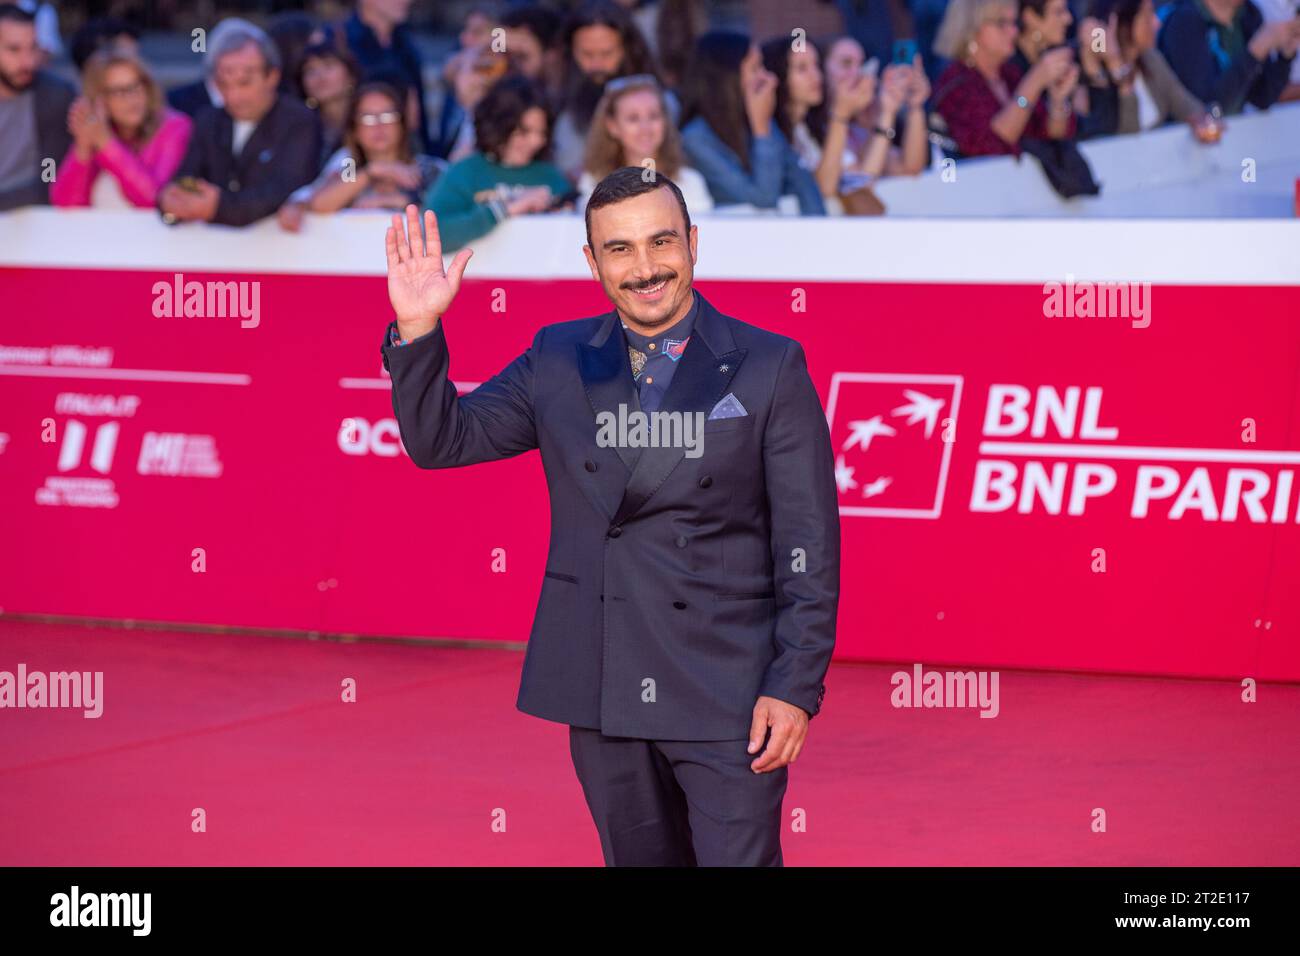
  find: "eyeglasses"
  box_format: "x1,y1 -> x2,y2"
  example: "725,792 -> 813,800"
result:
103,80 -> 145,99
985,16 -> 1019,28
358,111 -> 401,126
604,73 -> 660,94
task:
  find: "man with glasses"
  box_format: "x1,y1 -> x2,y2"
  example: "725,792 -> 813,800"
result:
159,19 -> 321,227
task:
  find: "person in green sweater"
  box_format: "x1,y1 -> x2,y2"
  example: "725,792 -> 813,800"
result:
422,75 -> 573,251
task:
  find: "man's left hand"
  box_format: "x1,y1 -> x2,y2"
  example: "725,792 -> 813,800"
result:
748,695 -> 809,773
160,180 -> 220,222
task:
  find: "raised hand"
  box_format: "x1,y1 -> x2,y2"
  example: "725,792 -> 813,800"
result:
385,204 -> 473,340
832,69 -> 875,121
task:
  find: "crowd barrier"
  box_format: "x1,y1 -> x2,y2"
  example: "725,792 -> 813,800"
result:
877,101 -> 1300,218
2,207 -> 1299,680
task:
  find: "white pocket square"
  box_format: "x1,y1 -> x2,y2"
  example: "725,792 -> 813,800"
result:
708,393 -> 748,420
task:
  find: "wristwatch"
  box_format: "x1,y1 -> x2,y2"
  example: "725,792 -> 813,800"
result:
873,124 -> 896,141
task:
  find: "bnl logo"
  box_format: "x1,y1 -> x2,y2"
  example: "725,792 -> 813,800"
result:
57,420 -> 120,474
825,373 -> 963,519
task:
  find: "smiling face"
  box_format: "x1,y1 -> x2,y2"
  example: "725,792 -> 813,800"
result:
605,88 -> 665,166
584,185 -> 697,334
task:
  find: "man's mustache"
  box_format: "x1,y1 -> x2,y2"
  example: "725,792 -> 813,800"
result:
622,273 -> 675,291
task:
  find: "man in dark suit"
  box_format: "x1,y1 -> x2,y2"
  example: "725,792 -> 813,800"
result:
165,16 -> 255,119
0,2 -> 73,211
159,20 -> 320,227
379,167 -> 840,866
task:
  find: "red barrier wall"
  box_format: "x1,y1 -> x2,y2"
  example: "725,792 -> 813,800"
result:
3,255 -> 1298,680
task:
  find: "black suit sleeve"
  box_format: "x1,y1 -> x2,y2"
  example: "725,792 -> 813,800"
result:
212,109 -> 322,227
381,319 -> 541,468
758,340 -> 840,718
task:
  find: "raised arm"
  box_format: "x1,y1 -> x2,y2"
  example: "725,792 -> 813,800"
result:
380,205 -> 539,468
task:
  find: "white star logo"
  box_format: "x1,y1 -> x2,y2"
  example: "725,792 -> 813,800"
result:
841,415 -> 896,453
834,455 -> 858,494
862,475 -> 892,498
891,389 -> 945,439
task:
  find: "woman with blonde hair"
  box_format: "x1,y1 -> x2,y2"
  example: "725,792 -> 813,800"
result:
577,73 -> 712,213
931,0 -> 1078,157
51,48 -> 192,207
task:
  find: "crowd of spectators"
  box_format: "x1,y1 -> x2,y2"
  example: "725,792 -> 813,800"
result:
1,0 -> 1296,233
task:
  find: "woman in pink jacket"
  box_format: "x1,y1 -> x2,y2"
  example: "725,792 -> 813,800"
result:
51,48 -> 192,208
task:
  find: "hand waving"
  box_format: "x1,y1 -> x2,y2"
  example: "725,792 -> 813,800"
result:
386,204 -> 473,341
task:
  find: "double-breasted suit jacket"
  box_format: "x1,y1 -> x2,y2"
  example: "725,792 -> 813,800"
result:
381,291 -> 840,740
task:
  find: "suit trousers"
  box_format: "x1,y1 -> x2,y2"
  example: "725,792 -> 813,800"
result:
568,725 -> 788,866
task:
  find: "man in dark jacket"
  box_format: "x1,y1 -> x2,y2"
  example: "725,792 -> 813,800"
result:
379,168 -> 841,866
0,3 -> 73,211
1158,0 -> 1298,113
160,20 -> 321,227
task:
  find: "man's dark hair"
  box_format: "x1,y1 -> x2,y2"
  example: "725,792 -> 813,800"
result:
474,74 -> 553,162
70,17 -> 141,73
0,3 -> 35,27
584,165 -> 691,250
501,5 -> 562,49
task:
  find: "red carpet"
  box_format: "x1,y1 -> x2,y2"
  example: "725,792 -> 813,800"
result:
1,619 -> 1296,865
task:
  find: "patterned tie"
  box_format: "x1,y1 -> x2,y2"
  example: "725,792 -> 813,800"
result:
628,346 -> 648,381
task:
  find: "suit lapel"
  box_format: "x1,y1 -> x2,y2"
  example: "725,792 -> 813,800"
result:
578,310 -> 639,476
610,293 -> 746,526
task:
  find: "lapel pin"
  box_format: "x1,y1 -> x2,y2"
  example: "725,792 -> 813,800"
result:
718,363 -> 730,373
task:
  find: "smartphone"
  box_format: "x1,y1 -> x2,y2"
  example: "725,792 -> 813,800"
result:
892,39 -> 918,66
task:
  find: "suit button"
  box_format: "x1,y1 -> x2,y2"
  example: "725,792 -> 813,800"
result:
699,476 -> 712,488
607,526 -> 622,538
584,460 -> 597,472
672,600 -> 687,610
228,180 -> 240,191
675,536 -> 687,548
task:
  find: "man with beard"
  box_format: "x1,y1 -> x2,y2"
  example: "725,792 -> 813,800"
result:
379,167 -> 840,865
550,0 -> 672,182
0,3 -> 73,211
